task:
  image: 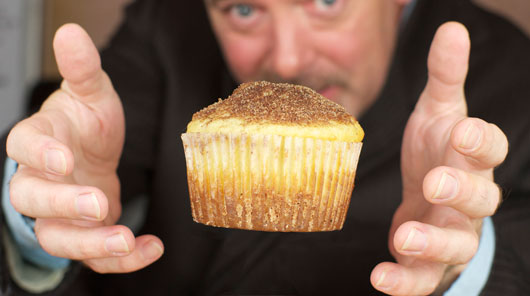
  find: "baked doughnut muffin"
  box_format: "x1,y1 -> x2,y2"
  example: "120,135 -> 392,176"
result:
181,81 -> 363,231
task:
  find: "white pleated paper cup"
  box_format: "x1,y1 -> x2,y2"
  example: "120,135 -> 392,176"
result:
181,132 -> 362,232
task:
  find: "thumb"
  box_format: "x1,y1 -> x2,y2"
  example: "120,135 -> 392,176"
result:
419,22 -> 470,115
53,23 -> 109,100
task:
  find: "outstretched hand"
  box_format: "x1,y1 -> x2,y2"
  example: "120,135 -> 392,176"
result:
6,24 -> 164,273
370,22 -> 508,295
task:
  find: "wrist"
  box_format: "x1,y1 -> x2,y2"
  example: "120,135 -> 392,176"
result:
2,157 -> 70,269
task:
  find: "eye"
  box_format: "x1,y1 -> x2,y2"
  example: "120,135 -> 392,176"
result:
306,0 -> 344,18
315,0 -> 338,11
223,3 -> 263,30
232,4 -> 254,18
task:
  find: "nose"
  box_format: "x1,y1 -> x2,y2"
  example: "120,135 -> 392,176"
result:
269,17 -> 309,81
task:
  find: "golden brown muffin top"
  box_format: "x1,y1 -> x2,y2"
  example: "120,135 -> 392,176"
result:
192,81 -> 357,126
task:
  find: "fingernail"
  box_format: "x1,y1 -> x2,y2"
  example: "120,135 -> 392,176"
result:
433,172 -> 458,200
376,269 -> 397,289
141,240 -> 164,260
76,193 -> 101,220
45,149 -> 67,175
460,122 -> 481,150
400,227 -> 427,252
105,233 -> 130,256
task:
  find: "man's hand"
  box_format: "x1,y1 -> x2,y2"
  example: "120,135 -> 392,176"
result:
6,24 -> 164,273
370,22 -> 508,295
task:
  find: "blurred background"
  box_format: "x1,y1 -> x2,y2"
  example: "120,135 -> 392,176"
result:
0,0 -> 528,135
0,0 -> 131,134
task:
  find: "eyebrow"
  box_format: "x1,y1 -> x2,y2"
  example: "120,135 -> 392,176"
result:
205,0 -> 229,6
205,0 -> 260,7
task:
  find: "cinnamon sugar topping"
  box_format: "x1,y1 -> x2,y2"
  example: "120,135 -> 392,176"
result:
192,81 -> 356,126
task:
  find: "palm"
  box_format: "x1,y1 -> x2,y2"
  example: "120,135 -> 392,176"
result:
40,84 -> 125,226
392,93 -> 469,261
403,108 -> 463,187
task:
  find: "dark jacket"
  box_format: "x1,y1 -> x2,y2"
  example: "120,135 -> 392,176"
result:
1,0 -> 530,295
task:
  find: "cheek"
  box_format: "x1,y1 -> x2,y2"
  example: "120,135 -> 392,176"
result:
310,11 -> 391,87
312,18 -> 380,76
219,34 -> 270,82
309,1 -> 392,78
313,32 -> 361,72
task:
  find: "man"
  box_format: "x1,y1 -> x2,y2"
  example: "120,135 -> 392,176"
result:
1,0 -> 529,295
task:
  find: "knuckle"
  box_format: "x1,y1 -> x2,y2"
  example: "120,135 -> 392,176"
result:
48,190 -> 67,218
487,190 -> 502,216
8,174 -> 26,213
466,174 -> 479,204
62,245 -> 77,259
424,279 -> 438,295
490,123 -> 509,163
462,174 -> 498,219
470,232 -> 480,255
116,257 -> 129,272
5,122 -> 24,158
34,224 -> 54,255
33,218 -> 43,234
455,118 -> 507,167
488,122 -> 504,138
458,235 -> 479,264
494,185 -> 504,212
113,225 -> 132,237
480,123 -> 507,166
76,237 -> 94,259
477,181 -> 500,217
85,260 -> 108,274
435,237 -> 453,263
451,230 -> 478,264
418,269 -> 442,295
485,198 -> 499,217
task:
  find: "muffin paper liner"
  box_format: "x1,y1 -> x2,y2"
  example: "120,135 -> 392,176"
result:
181,133 -> 362,232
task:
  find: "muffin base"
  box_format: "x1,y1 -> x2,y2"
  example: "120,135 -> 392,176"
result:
181,133 -> 362,232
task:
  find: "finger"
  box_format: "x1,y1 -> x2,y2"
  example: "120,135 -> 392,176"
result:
6,117 -> 74,175
9,167 -> 108,221
84,235 -> 164,274
424,166 -> 502,218
52,24 -> 125,158
393,221 -> 478,265
451,118 -> 509,169
53,23 -> 112,100
417,22 -> 470,115
35,221 -> 135,260
371,261 -> 444,295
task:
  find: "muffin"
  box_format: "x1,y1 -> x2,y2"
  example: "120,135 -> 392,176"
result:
181,81 -> 363,232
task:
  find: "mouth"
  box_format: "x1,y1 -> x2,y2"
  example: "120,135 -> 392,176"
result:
317,85 -> 340,102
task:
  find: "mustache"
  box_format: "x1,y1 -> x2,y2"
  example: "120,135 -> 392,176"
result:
257,71 -> 348,93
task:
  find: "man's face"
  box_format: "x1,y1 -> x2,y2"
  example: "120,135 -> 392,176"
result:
205,0 -> 405,116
